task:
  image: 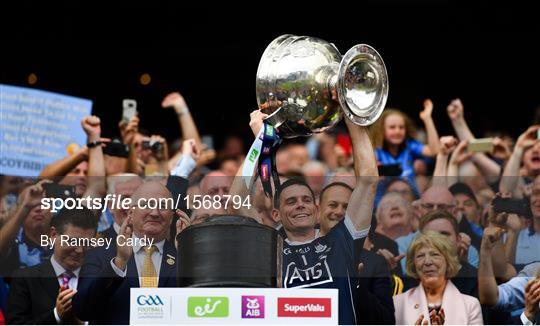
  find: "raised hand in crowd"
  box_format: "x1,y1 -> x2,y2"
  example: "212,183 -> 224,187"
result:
516,125 -> 540,151
500,124 -> 540,197
418,98 -> 441,156
149,135 -> 169,161
170,139 -> 201,179
487,194 -> 524,270
446,99 -> 501,178
479,207 -> 519,282
478,224 -> 506,306
446,140 -> 471,185
439,136 -> 458,157
448,140 -> 471,166
120,115 -> 139,146
182,139 -> 201,162
81,115 -> 101,142
161,92 -> 196,140
122,115 -> 147,175
447,99 -> 464,122
80,115 -> 107,198
419,98 -> 434,121
0,180 -> 50,257
433,136 -> 458,186
492,137 -> 512,161
162,92 -> 188,114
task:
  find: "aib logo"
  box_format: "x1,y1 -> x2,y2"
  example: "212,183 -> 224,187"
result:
187,297 -> 229,318
137,295 -> 164,306
241,296 -> 265,319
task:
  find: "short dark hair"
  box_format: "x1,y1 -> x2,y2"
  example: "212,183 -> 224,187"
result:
319,182 -> 353,203
51,207 -> 98,235
419,210 -> 459,235
274,178 -> 315,209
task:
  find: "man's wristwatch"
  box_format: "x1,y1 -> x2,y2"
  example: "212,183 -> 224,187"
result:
87,140 -> 102,148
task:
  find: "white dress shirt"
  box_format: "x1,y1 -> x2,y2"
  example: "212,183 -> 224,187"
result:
520,311 -> 537,325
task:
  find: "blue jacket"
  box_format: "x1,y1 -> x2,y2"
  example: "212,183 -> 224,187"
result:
73,239 -> 177,324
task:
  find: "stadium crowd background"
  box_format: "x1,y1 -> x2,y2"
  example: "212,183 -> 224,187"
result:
1,2 -> 540,325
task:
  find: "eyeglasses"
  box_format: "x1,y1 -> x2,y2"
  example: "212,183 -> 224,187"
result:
421,203 -> 455,212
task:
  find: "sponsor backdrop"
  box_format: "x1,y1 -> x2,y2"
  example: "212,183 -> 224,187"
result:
130,288 -> 338,324
0,84 -> 92,176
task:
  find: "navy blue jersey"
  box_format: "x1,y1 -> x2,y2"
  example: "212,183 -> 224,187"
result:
282,218 -> 367,325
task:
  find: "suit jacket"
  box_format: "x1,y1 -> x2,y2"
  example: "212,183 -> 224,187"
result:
6,260 -> 61,324
356,249 -> 395,325
73,240 -> 177,325
99,225 -> 117,241
393,280 -> 483,325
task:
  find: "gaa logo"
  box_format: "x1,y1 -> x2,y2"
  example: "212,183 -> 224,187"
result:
137,295 -> 164,306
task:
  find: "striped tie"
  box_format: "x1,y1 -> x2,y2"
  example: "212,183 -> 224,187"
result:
141,245 -> 158,288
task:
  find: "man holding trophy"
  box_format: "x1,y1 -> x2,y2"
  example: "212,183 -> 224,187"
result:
229,34 -> 388,324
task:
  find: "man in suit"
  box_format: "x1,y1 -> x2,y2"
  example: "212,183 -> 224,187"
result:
6,207 -> 97,324
73,181 -> 180,324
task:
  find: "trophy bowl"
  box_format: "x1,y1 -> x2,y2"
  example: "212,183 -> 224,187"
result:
256,34 -> 388,138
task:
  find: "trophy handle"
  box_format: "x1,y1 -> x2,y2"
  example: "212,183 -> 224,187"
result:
336,44 -> 389,126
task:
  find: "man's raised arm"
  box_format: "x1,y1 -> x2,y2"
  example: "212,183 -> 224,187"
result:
227,110 -> 268,221
345,118 -> 378,233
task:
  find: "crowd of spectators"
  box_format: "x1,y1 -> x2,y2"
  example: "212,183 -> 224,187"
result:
0,91 -> 539,325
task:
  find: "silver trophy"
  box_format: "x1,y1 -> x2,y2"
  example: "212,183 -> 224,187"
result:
256,34 -> 388,138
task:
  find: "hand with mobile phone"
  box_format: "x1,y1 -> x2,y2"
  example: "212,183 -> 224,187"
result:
42,183 -> 76,199
515,125 -> 540,152
122,99 -> 137,123
201,135 -> 214,150
103,138 -> 129,158
492,196 -> 529,217
467,138 -> 494,153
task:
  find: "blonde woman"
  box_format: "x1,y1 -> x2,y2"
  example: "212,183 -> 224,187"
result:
393,231 -> 483,325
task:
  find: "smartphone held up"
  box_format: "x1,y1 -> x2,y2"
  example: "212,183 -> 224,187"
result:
122,99 -> 137,123
467,138 -> 494,153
